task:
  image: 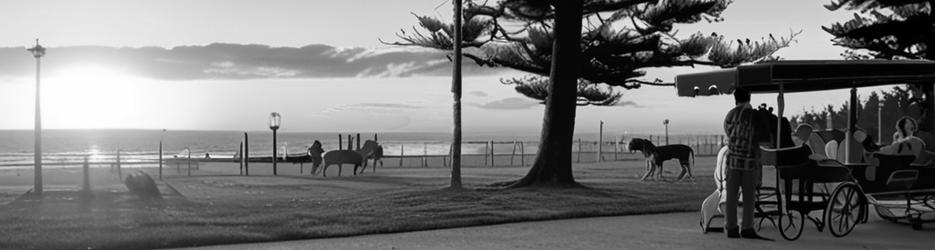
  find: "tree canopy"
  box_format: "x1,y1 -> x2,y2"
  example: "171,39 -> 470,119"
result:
386,0 -> 797,105
824,0 -> 935,134
824,0 -> 935,60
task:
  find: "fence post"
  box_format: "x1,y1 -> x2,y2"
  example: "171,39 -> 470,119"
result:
422,142 -> 427,168
511,140 -> 517,166
116,147 -> 122,180
399,144 -> 404,167
338,134 -> 343,150
520,141 -> 525,166
490,140 -> 495,167
444,145 -> 450,167
239,141 -> 243,176
159,141 -> 164,180
484,141 -> 489,166
244,132 -> 249,176
598,121 -> 603,162
187,147 -> 192,177
447,145 -> 453,167
82,155 -> 91,193
576,138 -> 582,163
614,136 -> 619,160
356,133 -> 361,151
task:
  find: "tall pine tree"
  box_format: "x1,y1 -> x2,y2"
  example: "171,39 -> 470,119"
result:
387,0 -> 795,187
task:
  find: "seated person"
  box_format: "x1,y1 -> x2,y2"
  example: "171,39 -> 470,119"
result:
837,126 -> 873,164
792,124 -> 812,146
793,124 -> 832,158
893,116 -> 921,144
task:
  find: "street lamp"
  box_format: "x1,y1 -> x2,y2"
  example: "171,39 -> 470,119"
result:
27,39 -> 46,195
663,119 -> 670,145
269,112 -> 281,175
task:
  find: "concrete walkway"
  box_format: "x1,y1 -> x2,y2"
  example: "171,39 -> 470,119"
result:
178,211 -> 932,250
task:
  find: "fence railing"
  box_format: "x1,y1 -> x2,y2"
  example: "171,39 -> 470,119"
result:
0,135 -> 727,178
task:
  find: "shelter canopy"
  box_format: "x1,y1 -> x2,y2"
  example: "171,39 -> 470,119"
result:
675,60 -> 935,97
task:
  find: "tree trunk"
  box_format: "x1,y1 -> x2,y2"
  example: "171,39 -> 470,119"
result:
450,0 -> 463,189
508,0 -> 583,188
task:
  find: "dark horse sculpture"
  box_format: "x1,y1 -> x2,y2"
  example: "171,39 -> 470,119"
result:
356,140 -> 384,174
628,139 -> 695,181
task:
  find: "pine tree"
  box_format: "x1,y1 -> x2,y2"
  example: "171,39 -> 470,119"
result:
824,0 -> 935,132
387,0 -> 795,187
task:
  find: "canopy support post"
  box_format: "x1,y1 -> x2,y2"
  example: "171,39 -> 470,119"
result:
777,83 -> 785,149
846,87 -> 857,164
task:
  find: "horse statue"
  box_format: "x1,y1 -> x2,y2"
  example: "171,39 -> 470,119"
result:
307,140 -> 324,175
320,150 -> 363,177
356,140 -> 384,174
317,140 -> 384,177
628,139 -> 695,181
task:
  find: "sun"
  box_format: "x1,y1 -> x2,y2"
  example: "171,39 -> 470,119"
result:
43,65 -> 149,129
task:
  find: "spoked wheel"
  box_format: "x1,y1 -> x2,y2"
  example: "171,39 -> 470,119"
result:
778,209 -> 805,241
827,183 -> 864,237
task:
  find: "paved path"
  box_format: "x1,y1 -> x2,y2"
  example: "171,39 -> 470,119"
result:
179,211 -> 932,250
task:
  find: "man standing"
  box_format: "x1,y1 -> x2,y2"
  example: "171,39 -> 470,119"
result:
723,88 -> 772,240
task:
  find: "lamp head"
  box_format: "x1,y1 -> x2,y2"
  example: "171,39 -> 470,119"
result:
269,112 -> 281,130
27,39 -> 46,58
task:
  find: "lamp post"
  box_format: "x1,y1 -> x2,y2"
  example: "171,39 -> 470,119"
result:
878,103 -> 883,144
663,119 -> 670,145
598,120 -> 603,162
27,39 -> 45,195
269,112 -> 281,175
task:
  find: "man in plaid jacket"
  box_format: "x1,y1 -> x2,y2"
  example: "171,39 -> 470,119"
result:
723,88 -> 772,241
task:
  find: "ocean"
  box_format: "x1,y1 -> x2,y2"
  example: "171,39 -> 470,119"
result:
0,129 -> 723,168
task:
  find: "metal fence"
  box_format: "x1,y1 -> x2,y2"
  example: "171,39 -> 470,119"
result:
0,134 -> 726,180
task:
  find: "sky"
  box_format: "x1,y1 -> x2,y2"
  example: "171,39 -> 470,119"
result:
0,0 -> 900,136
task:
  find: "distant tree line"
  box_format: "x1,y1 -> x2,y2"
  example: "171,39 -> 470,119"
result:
790,85 -> 921,144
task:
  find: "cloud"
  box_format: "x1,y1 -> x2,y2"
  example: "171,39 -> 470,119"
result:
323,102 -> 424,114
468,91 -> 488,97
0,43 -> 504,80
472,97 -> 540,110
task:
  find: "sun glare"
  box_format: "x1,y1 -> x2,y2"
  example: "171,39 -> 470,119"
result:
44,65 -> 150,129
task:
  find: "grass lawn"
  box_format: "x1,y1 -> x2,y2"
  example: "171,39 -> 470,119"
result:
0,157 -> 718,250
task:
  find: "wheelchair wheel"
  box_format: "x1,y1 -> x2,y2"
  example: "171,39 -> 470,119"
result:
778,209 -> 805,241
827,182 -> 863,237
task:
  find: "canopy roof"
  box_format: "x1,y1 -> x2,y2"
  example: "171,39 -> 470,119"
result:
675,60 -> 935,97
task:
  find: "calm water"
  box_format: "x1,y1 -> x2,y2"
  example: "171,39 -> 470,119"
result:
0,129 -> 722,168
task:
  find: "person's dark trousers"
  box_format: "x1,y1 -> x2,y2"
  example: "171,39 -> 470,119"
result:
725,168 -> 773,240
725,168 -> 756,234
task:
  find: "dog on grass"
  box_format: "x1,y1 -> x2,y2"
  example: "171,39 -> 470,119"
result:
627,138 -> 694,181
